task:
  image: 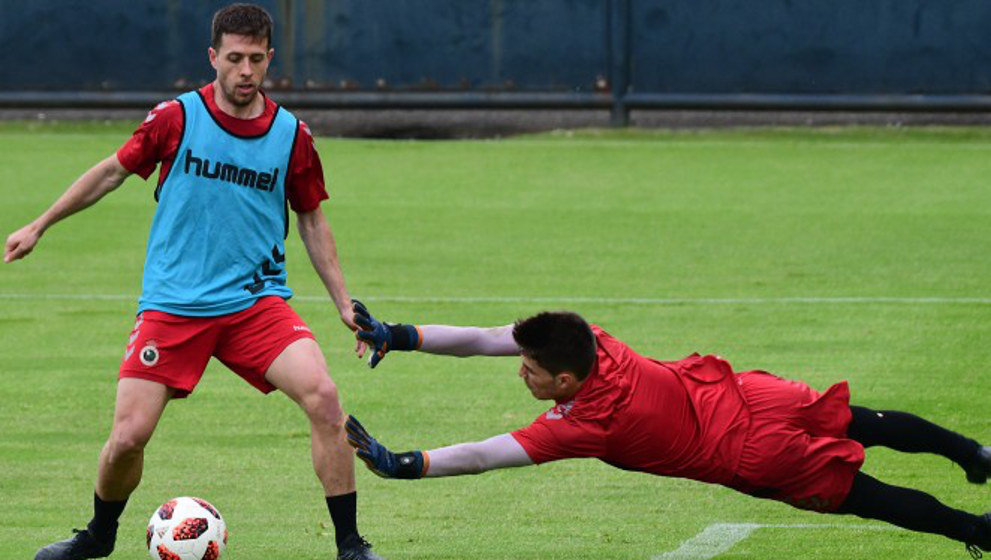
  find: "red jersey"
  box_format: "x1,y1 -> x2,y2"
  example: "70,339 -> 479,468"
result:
512,325 -> 865,511
116,83 -> 328,213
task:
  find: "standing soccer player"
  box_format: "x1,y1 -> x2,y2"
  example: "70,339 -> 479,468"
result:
346,303 -> 991,558
5,5 -> 382,560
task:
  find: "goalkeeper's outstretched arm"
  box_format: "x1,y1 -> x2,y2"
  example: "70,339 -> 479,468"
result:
346,415 -> 532,479
417,324 -> 518,357
351,300 -> 518,367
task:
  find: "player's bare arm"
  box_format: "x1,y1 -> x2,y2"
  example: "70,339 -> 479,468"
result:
297,206 -> 359,331
4,155 -> 131,263
345,416 -> 532,478
351,300 -> 518,367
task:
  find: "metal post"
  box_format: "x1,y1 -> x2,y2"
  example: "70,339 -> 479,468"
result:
608,0 -> 632,127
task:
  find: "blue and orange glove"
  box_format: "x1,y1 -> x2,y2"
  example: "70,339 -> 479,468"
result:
351,299 -> 420,368
345,415 -> 425,479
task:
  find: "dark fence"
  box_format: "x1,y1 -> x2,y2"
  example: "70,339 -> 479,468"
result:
3,0 -> 991,122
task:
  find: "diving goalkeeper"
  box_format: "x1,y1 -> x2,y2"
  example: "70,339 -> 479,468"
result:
346,302 -> 991,558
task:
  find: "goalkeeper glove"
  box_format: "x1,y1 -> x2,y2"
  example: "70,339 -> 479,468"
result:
345,415 -> 425,479
351,299 -> 419,368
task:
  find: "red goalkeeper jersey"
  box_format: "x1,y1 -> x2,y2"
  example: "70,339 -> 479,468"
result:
511,325 -> 865,511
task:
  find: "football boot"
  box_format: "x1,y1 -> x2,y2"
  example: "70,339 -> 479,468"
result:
966,446 -> 991,484
35,528 -> 114,560
965,512 -> 991,559
337,534 -> 385,560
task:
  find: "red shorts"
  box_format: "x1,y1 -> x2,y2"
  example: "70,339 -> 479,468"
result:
730,371 -> 866,512
119,296 -> 316,398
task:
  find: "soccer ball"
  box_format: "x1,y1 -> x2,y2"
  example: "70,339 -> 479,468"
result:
147,497 -> 227,560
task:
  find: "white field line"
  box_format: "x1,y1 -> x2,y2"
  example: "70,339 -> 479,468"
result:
0,293 -> 989,306
653,522 -> 900,560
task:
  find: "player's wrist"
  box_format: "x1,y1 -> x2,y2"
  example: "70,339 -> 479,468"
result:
32,215 -> 52,235
391,451 -> 426,479
386,323 -> 421,351
334,294 -> 352,317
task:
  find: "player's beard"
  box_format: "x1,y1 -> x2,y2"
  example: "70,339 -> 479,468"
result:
222,81 -> 259,108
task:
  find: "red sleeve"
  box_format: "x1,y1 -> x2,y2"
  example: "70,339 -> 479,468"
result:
510,410 -> 606,464
286,120 -> 328,213
116,100 -> 183,181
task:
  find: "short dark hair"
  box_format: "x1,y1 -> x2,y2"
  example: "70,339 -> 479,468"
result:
212,3 -> 273,49
512,311 -> 597,380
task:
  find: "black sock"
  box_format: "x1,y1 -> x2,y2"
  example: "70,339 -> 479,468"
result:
87,493 -> 127,541
838,471 -> 987,545
848,406 -> 981,466
326,492 -> 358,548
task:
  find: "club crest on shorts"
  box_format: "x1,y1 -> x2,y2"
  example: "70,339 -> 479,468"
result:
140,340 -> 161,367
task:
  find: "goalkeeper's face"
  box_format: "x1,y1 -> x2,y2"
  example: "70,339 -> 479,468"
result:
209,33 -> 273,108
519,356 -> 579,401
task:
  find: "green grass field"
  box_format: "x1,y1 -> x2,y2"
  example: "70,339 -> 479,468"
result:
1,122 -> 989,559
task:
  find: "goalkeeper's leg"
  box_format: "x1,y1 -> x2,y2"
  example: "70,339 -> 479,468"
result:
847,405 -> 990,483
837,471 -> 990,555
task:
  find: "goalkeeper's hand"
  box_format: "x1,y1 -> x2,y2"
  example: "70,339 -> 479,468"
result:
352,299 -> 392,368
351,299 -> 421,368
345,415 -> 424,479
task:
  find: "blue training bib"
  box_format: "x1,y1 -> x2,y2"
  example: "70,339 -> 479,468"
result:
138,91 -> 297,316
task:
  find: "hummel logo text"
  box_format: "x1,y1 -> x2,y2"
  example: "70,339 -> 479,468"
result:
184,149 -> 279,192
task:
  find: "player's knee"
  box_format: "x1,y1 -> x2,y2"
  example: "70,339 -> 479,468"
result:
300,378 -> 343,428
108,424 -> 153,458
